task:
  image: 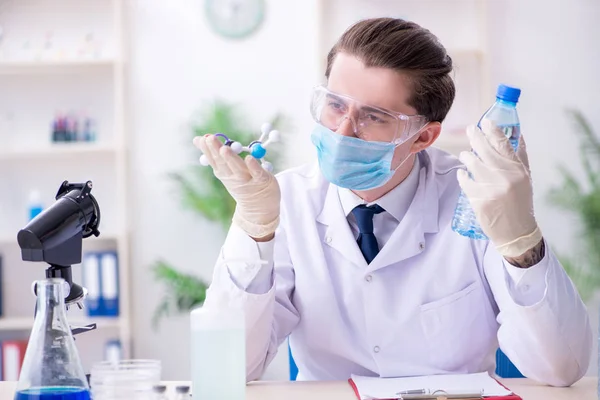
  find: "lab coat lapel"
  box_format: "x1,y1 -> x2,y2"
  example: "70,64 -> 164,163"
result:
316,183 -> 368,269
366,151 -> 440,273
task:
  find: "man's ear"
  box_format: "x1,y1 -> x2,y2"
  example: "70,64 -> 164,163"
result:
409,122 -> 442,153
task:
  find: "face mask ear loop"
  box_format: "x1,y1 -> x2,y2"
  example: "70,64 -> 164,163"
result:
389,122 -> 430,172
393,120 -> 429,146
391,153 -> 414,173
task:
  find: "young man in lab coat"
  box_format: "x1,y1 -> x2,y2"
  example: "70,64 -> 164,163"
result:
194,18 -> 592,386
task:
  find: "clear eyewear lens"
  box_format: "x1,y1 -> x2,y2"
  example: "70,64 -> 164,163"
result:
311,87 -> 413,143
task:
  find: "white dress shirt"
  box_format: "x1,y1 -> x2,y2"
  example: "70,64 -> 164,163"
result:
339,156 -> 421,249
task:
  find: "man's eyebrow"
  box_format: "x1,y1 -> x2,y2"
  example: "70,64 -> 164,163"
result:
360,105 -> 393,117
325,93 -> 348,103
325,93 -> 394,116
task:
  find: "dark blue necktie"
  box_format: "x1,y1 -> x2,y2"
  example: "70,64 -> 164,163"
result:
351,204 -> 385,264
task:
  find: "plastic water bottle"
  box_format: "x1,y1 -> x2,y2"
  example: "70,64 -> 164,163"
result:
190,294 -> 245,400
451,84 -> 522,239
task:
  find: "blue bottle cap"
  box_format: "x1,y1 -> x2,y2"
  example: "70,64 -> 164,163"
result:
496,84 -> 521,103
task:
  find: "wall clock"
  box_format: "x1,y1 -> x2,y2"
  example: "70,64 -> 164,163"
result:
204,0 -> 266,39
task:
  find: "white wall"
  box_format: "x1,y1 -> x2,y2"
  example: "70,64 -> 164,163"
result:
126,0 -> 600,381
126,0 -> 320,380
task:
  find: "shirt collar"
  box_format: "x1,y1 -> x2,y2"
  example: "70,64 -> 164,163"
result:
338,155 -> 421,222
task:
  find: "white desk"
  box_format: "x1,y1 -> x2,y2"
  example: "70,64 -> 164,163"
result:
0,377 -> 596,399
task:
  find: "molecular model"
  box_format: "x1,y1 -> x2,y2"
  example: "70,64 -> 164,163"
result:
199,122 -> 280,172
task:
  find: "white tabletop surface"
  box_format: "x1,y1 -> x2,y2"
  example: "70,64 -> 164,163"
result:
0,377 -> 596,399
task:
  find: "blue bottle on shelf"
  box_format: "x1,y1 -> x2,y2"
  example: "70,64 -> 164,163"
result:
451,83 -> 522,240
28,190 -> 43,221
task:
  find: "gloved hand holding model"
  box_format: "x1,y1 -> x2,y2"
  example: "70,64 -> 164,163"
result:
193,134 -> 281,240
457,118 -> 543,258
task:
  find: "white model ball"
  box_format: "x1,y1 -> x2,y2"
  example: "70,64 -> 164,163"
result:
261,122 -> 272,136
230,141 -> 243,154
262,161 -> 273,172
268,129 -> 280,142
199,154 -> 210,166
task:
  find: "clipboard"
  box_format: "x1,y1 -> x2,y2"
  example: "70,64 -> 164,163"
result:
347,377 -> 523,400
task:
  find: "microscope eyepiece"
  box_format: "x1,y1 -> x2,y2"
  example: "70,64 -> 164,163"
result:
17,180 -> 101,305
17,180 -> 100,266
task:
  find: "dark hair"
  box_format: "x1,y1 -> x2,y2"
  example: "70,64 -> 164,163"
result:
325,18 -> 455,123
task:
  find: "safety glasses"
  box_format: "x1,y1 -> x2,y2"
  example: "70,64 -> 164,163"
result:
310,85 -> 428,144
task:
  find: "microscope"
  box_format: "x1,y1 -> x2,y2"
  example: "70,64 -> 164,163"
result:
17,180 -> 102,336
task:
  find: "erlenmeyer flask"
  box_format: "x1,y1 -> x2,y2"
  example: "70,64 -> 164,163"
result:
15,278 -> 90,400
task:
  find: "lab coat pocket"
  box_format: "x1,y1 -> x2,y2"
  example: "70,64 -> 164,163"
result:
420,281 -> 492,371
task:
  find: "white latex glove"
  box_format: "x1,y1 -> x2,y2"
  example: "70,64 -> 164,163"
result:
193,135 -> 280,239
457,118 -> 543,258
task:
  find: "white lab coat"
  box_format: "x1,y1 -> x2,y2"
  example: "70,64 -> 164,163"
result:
204,147 -> 592,387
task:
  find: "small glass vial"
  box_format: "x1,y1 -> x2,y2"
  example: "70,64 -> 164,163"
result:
175,385 -> 190,400
153,384 -> 168,400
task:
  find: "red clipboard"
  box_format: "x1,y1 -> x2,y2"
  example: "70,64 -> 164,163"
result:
348,377 -> 523,399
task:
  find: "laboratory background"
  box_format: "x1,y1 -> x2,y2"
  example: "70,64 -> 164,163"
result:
0,0 -> 598,383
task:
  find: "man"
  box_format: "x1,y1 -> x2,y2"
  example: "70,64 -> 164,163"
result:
194,18 -> 592,386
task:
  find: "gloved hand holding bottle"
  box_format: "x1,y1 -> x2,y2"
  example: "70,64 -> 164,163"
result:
456,118 -> 543,258
193,134 -> 281,241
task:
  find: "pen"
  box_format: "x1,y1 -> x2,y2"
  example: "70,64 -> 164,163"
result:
399,392 -> 482,399
397,389 -> 427,395
393,389 -> 483,399
397,395 -> 481,400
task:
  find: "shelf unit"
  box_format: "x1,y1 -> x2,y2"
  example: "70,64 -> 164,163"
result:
0,316 -> 122,332
0,0 -> 131,373
0,232 -> 121,248
0,59 -> 116,75
0,142 -> 121,160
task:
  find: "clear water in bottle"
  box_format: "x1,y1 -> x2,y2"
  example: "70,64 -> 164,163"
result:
452,84 -> 522,240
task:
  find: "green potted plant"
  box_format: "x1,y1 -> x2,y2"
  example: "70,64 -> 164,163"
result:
151,99 -> 286,328
547,109 -> 600,302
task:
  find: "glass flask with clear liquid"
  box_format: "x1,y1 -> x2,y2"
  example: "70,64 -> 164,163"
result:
14,278 -> 91,400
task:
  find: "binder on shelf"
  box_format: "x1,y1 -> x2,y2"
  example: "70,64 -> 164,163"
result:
82,252 -> 102,316
100,251 -> 119,317
2,340 -> 28,381
82,250 -> 119,317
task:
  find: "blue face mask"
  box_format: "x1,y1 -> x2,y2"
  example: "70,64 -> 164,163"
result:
310,123 -> 400,191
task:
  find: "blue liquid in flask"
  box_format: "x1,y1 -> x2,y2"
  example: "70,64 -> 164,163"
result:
15,387 -> 90,400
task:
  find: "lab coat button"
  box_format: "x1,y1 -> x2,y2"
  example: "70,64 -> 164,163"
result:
365,275 -> 372,282
373,346 -> 380,353
419,242 -> 425,251
325,236 -> 332,244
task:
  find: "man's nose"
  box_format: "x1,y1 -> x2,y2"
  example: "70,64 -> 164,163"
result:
335,116 -> 358,138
